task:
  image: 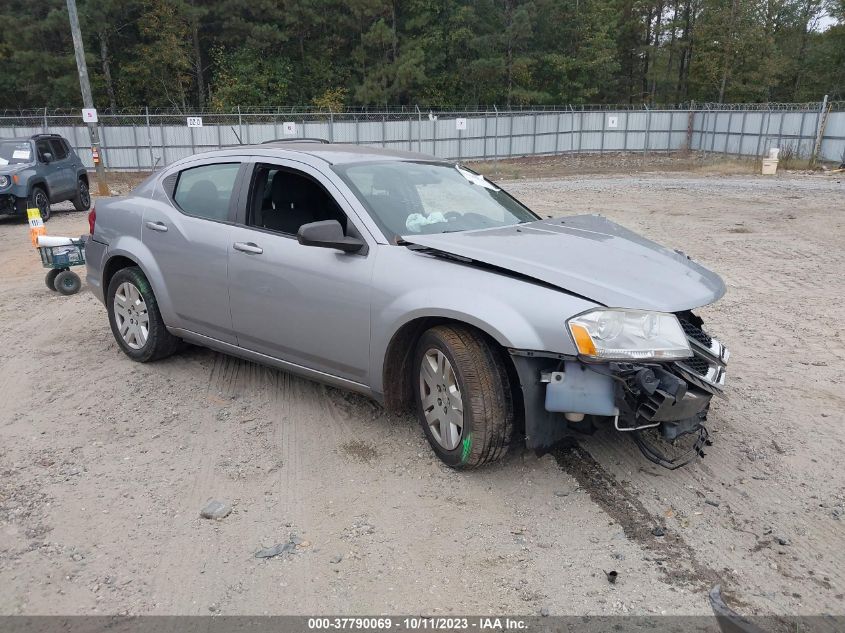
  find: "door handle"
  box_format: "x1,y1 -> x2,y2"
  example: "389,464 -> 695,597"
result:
233,241 -> 263,254
145,221 -> 168,232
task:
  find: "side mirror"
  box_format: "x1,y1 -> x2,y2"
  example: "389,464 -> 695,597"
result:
42,152 -> 53,163
297,220 -> 364,253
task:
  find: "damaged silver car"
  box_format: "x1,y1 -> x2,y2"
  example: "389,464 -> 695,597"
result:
85,142 -> 728,470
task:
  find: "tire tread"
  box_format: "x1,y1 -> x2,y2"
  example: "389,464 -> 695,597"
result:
107,266 -> 180,362
415,325 -> 514,469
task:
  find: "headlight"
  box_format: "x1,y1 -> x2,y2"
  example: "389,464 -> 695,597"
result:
0,176 -> 9,188
567,309 -> 692,361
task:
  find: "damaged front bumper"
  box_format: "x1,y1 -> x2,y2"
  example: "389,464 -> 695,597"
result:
0,194 -> 22,216
510,313 -> 728,469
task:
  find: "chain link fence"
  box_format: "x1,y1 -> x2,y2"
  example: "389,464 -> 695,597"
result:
1,102 -> 842,171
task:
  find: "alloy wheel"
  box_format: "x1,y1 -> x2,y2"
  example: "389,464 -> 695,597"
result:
419,349 -> 464,450
34,190 -> 50,221
113,281 -> 150,350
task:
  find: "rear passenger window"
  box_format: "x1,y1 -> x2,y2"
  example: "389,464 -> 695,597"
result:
173,163 -> 240,221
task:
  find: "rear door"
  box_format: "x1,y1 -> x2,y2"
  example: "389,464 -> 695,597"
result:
142,159 -> 245,344
227,160 -> 375,383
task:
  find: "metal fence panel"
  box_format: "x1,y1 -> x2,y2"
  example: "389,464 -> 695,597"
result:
1,103 -> 842,170
821,112 -> 845,164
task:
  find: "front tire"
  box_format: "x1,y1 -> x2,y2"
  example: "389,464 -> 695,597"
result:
413,325 -> 514,469
30,186 -> 51,222
54,270 -> 81,295
106,266 -> 180,362
72,178 -> 91,211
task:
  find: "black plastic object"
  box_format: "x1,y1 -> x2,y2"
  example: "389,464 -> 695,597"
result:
632,425 -> 709,470
297,220 -> 364,253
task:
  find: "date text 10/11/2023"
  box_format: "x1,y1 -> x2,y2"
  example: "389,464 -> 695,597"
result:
307,617 -> 529,630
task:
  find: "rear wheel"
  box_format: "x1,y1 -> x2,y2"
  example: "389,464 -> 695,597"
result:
106,266 -> 180,362
413,325 -> 514,469
30,186 -> 50,222
45,269 -> 62,291
72,178 -> 91,211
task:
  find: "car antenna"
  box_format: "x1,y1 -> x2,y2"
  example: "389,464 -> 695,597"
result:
231,126 -> 243,144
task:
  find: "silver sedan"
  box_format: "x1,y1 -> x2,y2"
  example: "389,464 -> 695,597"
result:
85,142 -> 728,470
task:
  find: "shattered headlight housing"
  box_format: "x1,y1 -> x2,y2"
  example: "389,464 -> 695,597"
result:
567,309 -> 692,361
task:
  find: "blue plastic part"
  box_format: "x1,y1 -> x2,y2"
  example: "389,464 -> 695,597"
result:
544,361 -> 617,416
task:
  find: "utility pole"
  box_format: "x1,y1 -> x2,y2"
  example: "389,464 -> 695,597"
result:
66,0 -> 109,196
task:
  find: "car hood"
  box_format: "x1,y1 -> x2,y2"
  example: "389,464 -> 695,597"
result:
0,163 -> 31,176
402,215 -> 726,312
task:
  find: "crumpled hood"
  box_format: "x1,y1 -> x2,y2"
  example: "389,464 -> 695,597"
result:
403,215 -> 726,312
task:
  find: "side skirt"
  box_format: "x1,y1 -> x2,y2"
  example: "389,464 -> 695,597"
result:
168,327 -> 378,400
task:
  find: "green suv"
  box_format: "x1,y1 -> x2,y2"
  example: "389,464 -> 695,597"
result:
0,134 -> 91,222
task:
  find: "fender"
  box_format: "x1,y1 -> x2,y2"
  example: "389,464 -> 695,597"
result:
368,249 -> 599,397
105,236 -> 182,330
27,177 -> 49,200
370,299 -> 541,399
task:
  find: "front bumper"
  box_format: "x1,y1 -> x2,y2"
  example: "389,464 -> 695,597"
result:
0,194 -> 22,216
510,313 -> 728,465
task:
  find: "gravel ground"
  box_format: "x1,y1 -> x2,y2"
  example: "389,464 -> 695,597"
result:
0,171 -> 843,617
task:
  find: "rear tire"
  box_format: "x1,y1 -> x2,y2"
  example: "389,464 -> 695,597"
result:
54,270 -> 81,295
413,325 -> 514,469
45,269 -> 61,291
72,178 -> 91,211
106,266 -> 180,362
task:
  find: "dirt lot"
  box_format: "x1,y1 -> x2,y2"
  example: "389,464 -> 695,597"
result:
1,166 -> 844,617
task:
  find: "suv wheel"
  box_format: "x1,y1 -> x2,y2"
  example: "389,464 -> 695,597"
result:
31,186 -> 50,222
413,325 -> 514,469
72,178 -> 91,211
106,266 -> 180,362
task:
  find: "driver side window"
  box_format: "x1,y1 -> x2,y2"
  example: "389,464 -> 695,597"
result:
247,165 -> 348,236
35,140 -> 52,162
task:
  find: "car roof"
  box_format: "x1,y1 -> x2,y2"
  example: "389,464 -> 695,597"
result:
0,134 -> 63,142
186,142 -> 443,167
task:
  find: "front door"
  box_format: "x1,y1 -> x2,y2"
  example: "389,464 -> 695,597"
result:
227,161 -> 374,384
35,139 -> 71,198
142,159 -> 243,343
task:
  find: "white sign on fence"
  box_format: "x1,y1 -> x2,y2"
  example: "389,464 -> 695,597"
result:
283,122 -> 296,135
187,117 -> 203,128
607,116 -> 618,129
455,118 -> 467,131
82,108 -> 98,123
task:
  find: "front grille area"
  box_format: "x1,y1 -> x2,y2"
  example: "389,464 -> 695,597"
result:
678,316 -> 713,347
680,355 -> 710,376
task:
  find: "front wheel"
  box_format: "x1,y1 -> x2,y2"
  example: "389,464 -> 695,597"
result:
413,325 -> 515,469
30,186 -> 51,222
106,266 -> 180,362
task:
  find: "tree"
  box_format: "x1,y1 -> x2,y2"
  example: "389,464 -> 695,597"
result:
0,0 -> 841,110
208,47 -> 292,109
